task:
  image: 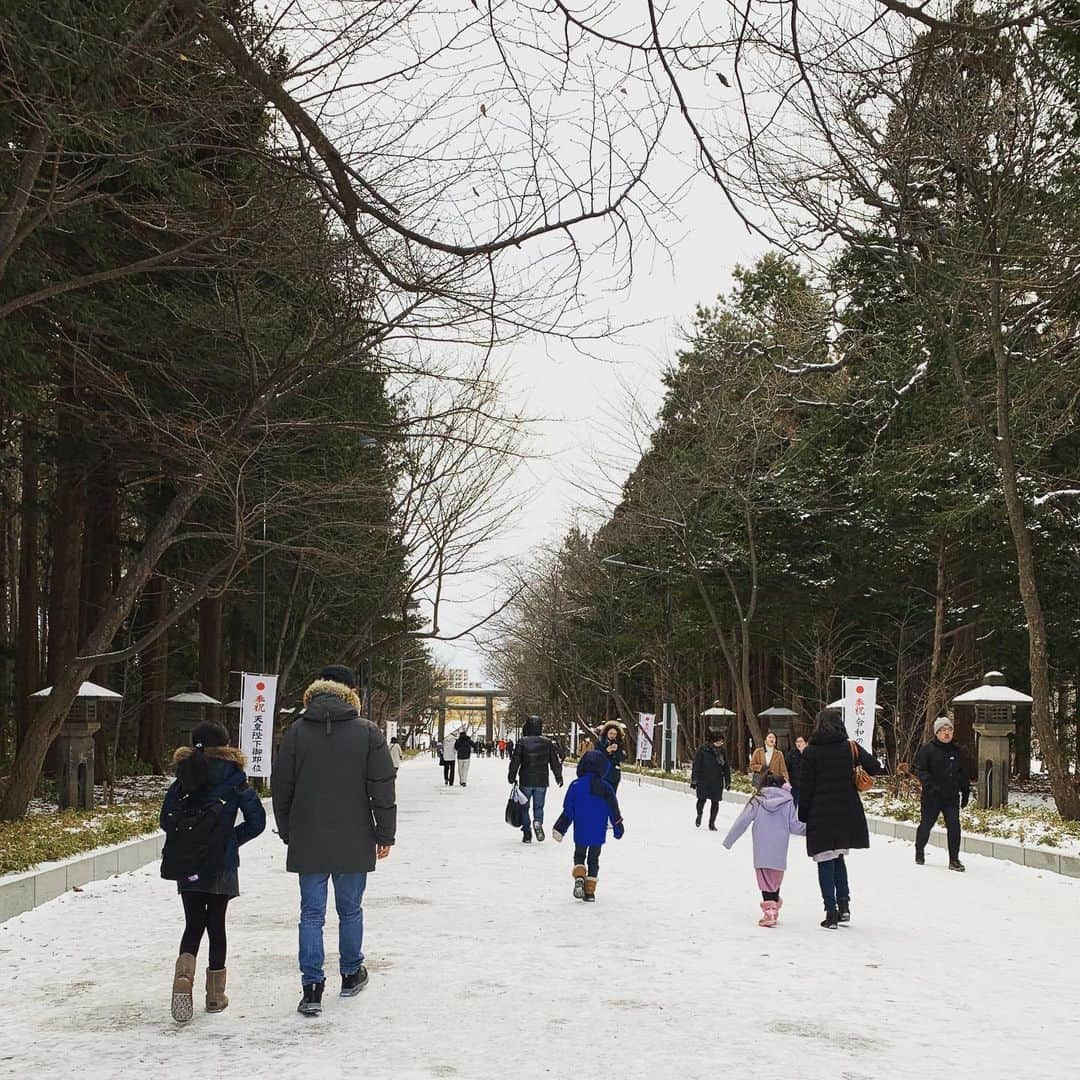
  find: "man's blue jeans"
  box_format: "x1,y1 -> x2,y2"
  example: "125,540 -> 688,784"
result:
298,872 -> 367,984
816,856 -> 849,910
519,786 -> 546,833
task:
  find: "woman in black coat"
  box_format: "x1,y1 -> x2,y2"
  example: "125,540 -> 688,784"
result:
798,711 -> 885,929
690,735 -> 731,830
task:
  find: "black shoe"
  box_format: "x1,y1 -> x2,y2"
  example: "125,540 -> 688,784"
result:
949,860 -> 966,872
837,900 -> 850,924
708,823 -> 718,832
341,966 -> 369,997
521,832 -> 531,843
534,823 -> 545,842
915,850 -> 925,865
821,908 -> 839,929
695,810 -> 702,827
298,981 -> 325,1016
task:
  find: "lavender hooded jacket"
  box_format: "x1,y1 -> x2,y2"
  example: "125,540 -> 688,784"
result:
722,786 -> 806,870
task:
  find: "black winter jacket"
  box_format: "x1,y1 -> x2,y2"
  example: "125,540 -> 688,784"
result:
691,744 -> 731,800
508,718 -> 563,789
915,739 -> 970,802
797,728 -> 885,856
454,733 -> 474,759
785,747 -> 805,789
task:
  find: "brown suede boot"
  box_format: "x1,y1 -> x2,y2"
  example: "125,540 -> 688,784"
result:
572,864 -> 587,900
583,876 -> 598,903
171,953 -> 197,1023
206,968 -> 229,1013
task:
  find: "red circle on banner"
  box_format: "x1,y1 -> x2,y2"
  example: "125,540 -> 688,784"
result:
855,684 -> 864,694
256,681 -> 266,691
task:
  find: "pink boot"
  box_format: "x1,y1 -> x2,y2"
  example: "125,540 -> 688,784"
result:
775,898 -> 783,923
758,901 -> 772,927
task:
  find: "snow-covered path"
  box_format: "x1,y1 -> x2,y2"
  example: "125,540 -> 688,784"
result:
3,757 -> 1078,1079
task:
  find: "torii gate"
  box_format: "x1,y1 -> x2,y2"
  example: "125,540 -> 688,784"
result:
436,686 -> 507,743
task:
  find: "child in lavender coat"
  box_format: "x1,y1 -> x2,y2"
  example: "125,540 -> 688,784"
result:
723,773 -> 806,927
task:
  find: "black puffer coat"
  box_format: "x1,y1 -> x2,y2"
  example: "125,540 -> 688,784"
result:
797,727 -> 884,856
915,739 -> 970,802
784,747 -> 805,789
690,743 -> 731,800
508,717 -> 563,789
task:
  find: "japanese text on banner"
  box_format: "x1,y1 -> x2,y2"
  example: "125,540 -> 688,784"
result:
240,673 -> 278,778
842,676 -> 877,752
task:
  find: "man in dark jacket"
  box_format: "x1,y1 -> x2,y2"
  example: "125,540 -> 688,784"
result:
272,664 -> 397,1016
915,717 -> 971,872
690,734 -> 731,830
508,715 -> 563,843
785,735 -> 807,810
454,730 -> 474,787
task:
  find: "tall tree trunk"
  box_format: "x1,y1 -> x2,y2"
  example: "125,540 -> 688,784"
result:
199,594 -> 224,700
15,424 -> 40,746
137,575 -> 168,773
985,268 -> 1080,818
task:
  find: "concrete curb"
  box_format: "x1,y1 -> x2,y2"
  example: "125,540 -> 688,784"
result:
627,772 -> 1080,879
0,832 -> 165,924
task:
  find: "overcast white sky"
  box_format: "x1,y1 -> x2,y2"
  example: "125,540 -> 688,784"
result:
430,149 -> 768,679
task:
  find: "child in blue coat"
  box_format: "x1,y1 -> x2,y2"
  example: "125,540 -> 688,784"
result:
552,750 -> 624,902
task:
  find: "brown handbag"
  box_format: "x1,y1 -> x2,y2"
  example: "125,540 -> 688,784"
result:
850,740 -> 875,792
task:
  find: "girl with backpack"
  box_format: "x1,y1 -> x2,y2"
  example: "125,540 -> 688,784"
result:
160,720 -> 265,1023
722,773 -> 805,927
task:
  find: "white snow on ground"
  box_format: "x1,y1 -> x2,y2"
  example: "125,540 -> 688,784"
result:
3,757 -> 1079,1080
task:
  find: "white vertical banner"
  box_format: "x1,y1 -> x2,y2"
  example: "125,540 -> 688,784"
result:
843,677 -> 877,751
386,720 -> 398,743
240,673 -> 277,777
662,703 -> 679,771
570,722 -> 579,755
636,712 -> 656,762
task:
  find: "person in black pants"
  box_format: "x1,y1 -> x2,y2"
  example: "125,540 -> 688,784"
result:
690,734 -> 731,830
915,717 -> 971,872
785,735 -> 807,810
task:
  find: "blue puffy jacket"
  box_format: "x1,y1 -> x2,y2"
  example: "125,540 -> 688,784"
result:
160,746 -> 266,871
554,751 -> 623,846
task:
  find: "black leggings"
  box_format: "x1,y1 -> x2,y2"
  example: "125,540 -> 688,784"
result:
574,845 -> 601,877
696,797 -> 720,825
443,760 -> 455,784
180,892 -> 230,970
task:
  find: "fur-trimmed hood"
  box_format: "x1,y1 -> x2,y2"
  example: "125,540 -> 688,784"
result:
303,679 -> 362,711
172,744 -> 247,769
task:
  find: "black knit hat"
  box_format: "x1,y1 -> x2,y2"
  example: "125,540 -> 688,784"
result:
321,664 -> 357,688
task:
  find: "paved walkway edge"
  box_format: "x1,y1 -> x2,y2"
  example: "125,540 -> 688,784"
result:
627,773 -> 1080,879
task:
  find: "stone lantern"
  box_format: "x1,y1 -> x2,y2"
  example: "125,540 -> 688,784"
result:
167,691 -> 224,748
32,681 -> 122,810
951,671 -> 1032,809
758,706 -> 798,751
701,703 -> 735,741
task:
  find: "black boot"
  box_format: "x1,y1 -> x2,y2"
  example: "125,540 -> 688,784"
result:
837,899 -> 850,924
521,831 -> 532,843
341,966 -> 369,997
820,908 -> 839,929
298,981 -> 325,1016
949,859 -> 966,872
915,849 -> 925,865
695,808 -> 703,828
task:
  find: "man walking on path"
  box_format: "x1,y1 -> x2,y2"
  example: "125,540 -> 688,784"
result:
915,717 -> 970,872
785,735 -> 807,810
441,732 -> 457,786
272,665 -> 397,1017
508,716 -> 563,843
454,729 -> 474,786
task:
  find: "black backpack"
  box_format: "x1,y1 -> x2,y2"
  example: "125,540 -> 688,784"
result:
160,785 -> 235,884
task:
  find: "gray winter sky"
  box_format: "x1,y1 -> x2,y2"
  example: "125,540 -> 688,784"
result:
430,151 -> 768,678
